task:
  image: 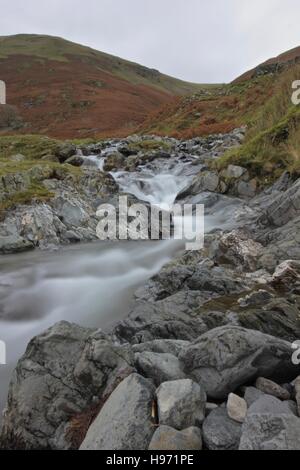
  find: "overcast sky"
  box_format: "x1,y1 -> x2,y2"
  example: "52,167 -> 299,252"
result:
1,0 -> 300,83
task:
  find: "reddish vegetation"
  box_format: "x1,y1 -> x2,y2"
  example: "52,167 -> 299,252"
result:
0,55 -> 174,139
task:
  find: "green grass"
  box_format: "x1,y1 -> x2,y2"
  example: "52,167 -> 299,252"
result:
214,65 -> 300,183
0,134 -> 82,210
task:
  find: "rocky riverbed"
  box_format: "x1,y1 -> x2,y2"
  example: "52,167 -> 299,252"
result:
1,129 -> 300,450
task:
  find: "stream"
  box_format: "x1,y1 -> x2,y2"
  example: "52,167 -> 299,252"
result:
0,153 -> 241,419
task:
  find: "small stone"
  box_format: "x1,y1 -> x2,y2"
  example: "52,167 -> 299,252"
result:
256,377 -> 291,401
149,426 -> 202,451
227,393 -> 247,423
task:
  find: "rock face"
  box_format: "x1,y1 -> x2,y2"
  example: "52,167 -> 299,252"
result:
156,379 -> 206,429
80,374 -> 155,451
149,426 -> 202,451
0,322 -> 135,450
179,326 -> 299,400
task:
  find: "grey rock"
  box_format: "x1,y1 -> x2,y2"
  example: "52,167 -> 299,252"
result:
132,339 -> 189,357
65,155 -> 84,167
238,290 -> 273,307
134,352 -> 186,386
156,379 -> 206,430
0,322 -> 135,450
80,374 -> 155,450
179,326 -> 300,400
237,180 -> 257,198
149,426 -> 202,451
239,413 -> 300,450
0,234 -> 34,254
224,165 -> 248,179
56,143 -> 77,162
243,387 -> 266,407
248,395 -> 295,416
202,407 -> 242,450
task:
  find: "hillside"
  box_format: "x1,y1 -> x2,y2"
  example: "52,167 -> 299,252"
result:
139,46 -> 300,181
0,34 -> 207,138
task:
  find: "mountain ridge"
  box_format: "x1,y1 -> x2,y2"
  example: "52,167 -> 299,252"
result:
0,34 -> 210,138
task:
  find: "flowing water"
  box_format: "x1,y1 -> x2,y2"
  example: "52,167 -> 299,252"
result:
0,153 -> 240,418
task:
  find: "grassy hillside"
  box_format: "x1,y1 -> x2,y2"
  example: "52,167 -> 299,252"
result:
140,46 -> 300,182
0,34 -> 209,138
216,64 -> 300,182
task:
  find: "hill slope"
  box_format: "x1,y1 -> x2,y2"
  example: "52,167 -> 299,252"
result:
0,34 -> 207,138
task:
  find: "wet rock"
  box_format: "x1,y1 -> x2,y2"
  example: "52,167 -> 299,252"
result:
227,393 -> 247,423
80,374 -> 155,450
156,379 -> 206,429
179,326 -> 300,400
103,151 -> 124,171
65,155 -> 84,167
56,143 -> 77,163
255,377 -> 291,401
202,407 -> 242,450
134,352 -> 186,386
149,426 -> 202,451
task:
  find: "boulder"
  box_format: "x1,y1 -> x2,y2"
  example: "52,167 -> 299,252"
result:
202,407 -> 242,450
80,374 -> 155,450
0,322 -> 134,450
156,379 -> 206,430
179,326 -> 300,400
149,426 -> 202,451
227,393 -> 247,423
0,234 -> 34,254
211,229 -> 263,271
239,413 -> 300,450
65,155 -> 84,167
255,377 -> 291,401
56,143 -> 77,163
103,151 -> 124,171
134,352 -> 186,386
224,165 -> 248,180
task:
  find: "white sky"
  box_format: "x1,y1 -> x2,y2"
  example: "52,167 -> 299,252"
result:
0,0 -> 300,83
